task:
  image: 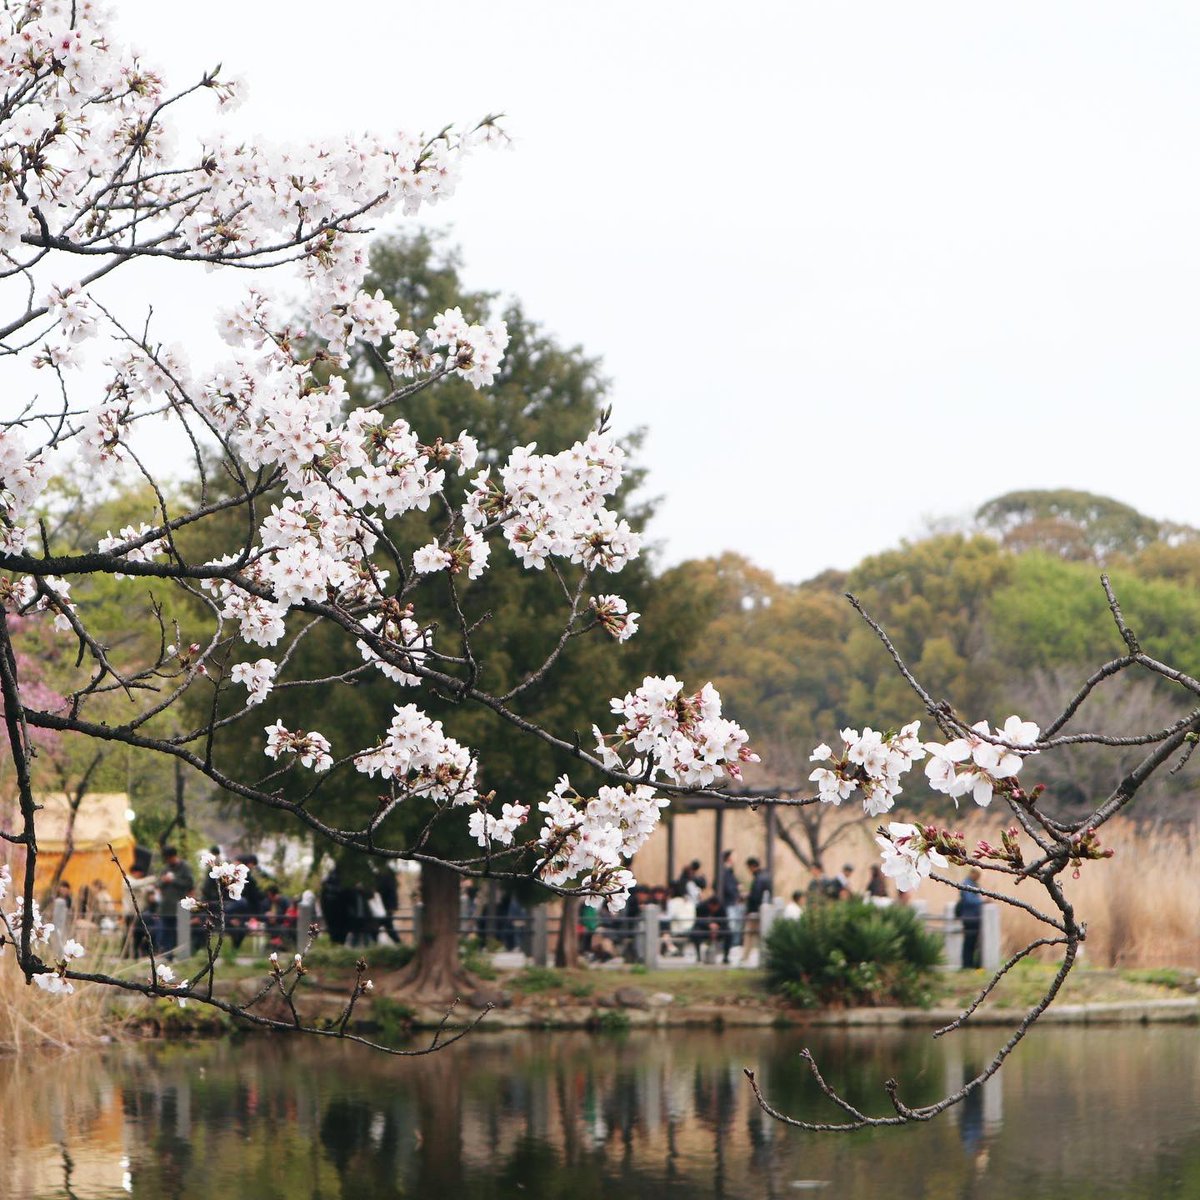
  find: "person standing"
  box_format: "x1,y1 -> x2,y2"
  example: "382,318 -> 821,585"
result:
955,868 -> 984,968
741,856 -> 772,965
681,860 -> 707,904
718,849 -> 744,949
374,864 -> 401,943
156,846 -> 194,956
718,849 -> 740,906
833,863 -> 856,899
806,861 -> 830,904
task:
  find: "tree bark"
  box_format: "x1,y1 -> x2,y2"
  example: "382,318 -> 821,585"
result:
555,896 -> 579,968
393,862 -> 478,1001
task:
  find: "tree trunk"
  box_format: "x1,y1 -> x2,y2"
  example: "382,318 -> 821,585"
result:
555,896 -> 579,968
393,862 -> 478,1001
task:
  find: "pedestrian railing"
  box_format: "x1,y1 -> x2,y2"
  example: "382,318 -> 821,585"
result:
58,888 -> 999,970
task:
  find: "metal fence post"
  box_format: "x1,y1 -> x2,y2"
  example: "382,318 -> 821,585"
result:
942,902 -> 963,969
177,896 -> 191,958
641,903 -> 660,970
759,897 -> 779,949
297,899 -> 314,953
50,896 -> 70,959
980,901 -> 1001,971
531,904 -> 549,967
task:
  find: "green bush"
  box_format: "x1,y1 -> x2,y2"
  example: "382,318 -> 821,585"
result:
765,900 -> 942,1009
301,941 -> 415,971
369,996 -> 416,1042
512,966 -> 560,993
592,1009 -> 631,1034
461,940 -> 498,980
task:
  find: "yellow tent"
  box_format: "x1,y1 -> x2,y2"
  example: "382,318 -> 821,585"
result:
1,792 -> 135,902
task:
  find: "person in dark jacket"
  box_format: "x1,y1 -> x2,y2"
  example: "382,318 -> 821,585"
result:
156,846 -> 194,955
718,849 -> 740,906
227,855 -> 265,949
373,865 -> 400,943
689,890 -> 731,963
742,856 -> 772,962
866,864 -> 889,902
955,868 -> 984,968
321,867 -> 353,945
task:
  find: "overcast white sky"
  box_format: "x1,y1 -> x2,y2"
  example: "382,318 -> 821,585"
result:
107,1 -> 1200,582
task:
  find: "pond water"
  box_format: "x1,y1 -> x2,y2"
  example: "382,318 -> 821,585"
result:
1,1022 -> 1197,1199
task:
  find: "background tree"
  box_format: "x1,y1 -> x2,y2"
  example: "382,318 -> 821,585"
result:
975,488 -> 1195,562
203,234 -> 663,995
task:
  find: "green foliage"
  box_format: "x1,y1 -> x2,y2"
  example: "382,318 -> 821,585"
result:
461,940 -> 498,980
765,901 -> 942,1009
512,965 -> 561,993
10,478 -> 185,829
301,942 -> 415,972
592,1009 -> 630,1033
145,996 -> 231,1035
1121,967 -> 1190,991
659,499 -> 1200,823
976,488 -> 1185,562
368,995 -> 416,1042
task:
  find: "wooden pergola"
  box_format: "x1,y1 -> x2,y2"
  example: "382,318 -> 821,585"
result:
663,788 -> 800,893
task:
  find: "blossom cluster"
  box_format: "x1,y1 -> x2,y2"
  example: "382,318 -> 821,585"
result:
0,1 -> 754,930
924,715 -> 1040,808
468,802 -> 530,848
596,676 -> 758,787
463,431 -> 641,574
591,594 -> 639,642
96,524 -> 167,579
264,721 -> 334,773
0,427 -> 51,553
355,604 -> 429,685
198,852 -> 250,902
422,306 -> 510,389
808,722 -> 926,816
534,776 -> 669,911
230,658 -> 278,707
874,822 -> 951,893
354,704 -> 478,805
0,0 -> 490,377
1,882 -> 85,992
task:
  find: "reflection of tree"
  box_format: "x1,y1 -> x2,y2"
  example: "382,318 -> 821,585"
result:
414,1050 -> 464,1195
9,1028 -> 1200,1200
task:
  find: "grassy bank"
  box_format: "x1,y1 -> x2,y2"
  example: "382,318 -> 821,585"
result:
5,942 -> 1195,1053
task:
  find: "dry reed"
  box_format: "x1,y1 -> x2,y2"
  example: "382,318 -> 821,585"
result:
906,815 -> 1200,969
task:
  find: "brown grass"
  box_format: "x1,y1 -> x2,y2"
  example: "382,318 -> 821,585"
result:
904,815 -> 1200,969
0,963 -> 129,1055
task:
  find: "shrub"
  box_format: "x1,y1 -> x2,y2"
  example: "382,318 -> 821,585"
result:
461,940 -> 499,980
300,941 -> 415,972
369,996 -> 416,1042
592,1009 -> 631,1034
513,966 -> 560,993
765,900 -> 942,1009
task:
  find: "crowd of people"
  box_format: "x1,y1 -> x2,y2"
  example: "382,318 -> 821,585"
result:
111,845 -> 304,958
644,854 -> 921,965
63,841 -> 982,969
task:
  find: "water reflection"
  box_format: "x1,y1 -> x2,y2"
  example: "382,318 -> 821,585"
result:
1,1023 -> 1197,1199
